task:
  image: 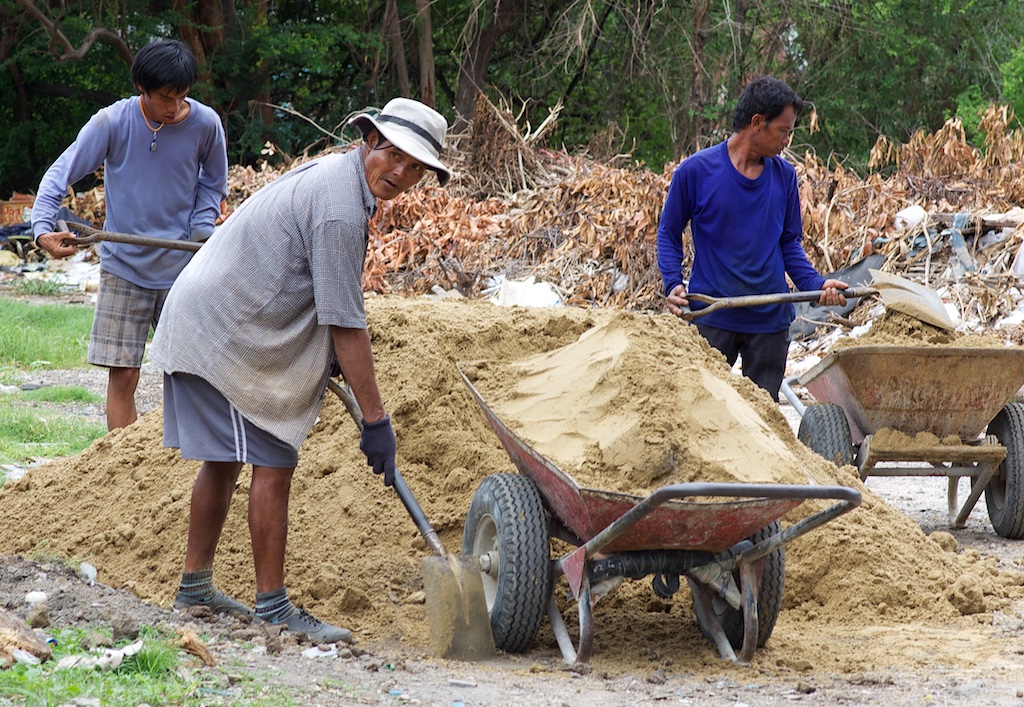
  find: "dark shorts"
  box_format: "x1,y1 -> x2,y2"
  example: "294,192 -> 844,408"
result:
88,270 -> 168,368
163,372 -> 299,468
694,323 -> 789,402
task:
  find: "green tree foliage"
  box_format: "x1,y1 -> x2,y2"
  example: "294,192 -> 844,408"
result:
1,0 -> 1023,199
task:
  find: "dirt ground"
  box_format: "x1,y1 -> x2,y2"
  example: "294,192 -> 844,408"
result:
3,296 -> 1024,706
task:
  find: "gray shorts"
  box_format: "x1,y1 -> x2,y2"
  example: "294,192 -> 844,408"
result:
88,270 -> 168,368
163,372 -> 299,468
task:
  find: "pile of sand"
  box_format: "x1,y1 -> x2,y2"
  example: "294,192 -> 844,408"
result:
835,310 -> 1006,349
467,312 -> 809,494
1,297 -> 1021,671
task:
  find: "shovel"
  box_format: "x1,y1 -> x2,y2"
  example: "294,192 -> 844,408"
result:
681,268 -> 955,330
56,220 -> 202,252
325,378 -> 496,660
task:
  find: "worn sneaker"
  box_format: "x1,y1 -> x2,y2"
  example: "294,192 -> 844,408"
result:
257,608 -> 353,644
174,590 -> 255,619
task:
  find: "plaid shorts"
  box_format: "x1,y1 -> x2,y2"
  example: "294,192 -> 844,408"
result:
88,270 -> 168,368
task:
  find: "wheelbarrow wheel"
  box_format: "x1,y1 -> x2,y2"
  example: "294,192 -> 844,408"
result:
462,473 -> 551,653
715,520 -> 785,650
985,403 -> 1024,539
797,403 -> 854,467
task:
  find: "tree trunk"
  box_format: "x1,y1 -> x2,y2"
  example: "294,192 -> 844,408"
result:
385,0 -> 410,97
454,0 -> 527,129
687,0 -> 711,154
414,0 -> 435,108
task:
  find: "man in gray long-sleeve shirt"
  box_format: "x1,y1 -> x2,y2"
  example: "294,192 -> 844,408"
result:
32,39 -> 227,430
149,98 -> 451,643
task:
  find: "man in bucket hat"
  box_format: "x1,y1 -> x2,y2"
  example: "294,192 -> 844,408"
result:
149,97 -> 450,642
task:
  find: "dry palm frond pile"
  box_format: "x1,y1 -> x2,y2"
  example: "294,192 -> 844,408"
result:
57,101 -> 1024,331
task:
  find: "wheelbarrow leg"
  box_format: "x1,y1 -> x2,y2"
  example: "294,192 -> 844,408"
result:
947,472 -> 959,525
738,560 -> 760,664
546,595 -> 577,664
546,586 -> 595,665
686,578 -> 738,662
549,554 -> 595,665
954,460 -> 1000,528
687,559 -> 761,665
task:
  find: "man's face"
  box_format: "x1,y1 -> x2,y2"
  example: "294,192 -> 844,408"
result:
139,86 -> 190,124
362,132 -> 429,200
755,104 -> 797,157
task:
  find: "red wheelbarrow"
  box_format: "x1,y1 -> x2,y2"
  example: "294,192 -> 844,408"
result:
457,367 -> 861,665
782,344 -> 1024,537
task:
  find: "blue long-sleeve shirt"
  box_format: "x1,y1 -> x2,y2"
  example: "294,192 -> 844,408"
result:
32,96 -> 228,289
656,141 -> 825,333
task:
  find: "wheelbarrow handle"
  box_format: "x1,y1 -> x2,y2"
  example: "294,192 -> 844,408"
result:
681,287 -> 878,320
56,219 -> 202,253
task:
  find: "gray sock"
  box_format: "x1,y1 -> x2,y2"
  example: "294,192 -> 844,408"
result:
255,587 -> 294,623
178,569 -> 215,603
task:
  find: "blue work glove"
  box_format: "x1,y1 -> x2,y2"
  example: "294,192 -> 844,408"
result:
360,416 -> 396,486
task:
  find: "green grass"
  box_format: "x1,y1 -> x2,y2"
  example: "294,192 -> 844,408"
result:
0,626 -> 196,706
9,278 -> 75,297
0,299 -> 93,370
0,299 -> 105,474
0,387 -> 107,467
0,622 -> 363,706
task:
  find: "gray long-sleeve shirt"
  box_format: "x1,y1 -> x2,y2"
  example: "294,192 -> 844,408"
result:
32,96 -> 228,289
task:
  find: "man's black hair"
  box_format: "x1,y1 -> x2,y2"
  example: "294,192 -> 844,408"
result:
732,76 -> 803,131
131,40 -> 198,94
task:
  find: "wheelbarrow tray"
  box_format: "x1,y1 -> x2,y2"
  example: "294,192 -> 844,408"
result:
798,344 -> 1024,444
460,369 -> 803,554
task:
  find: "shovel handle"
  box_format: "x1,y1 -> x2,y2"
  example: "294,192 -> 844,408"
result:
56,219 -> 202,253
681,286 -> 878,320
325,378 -> 449,559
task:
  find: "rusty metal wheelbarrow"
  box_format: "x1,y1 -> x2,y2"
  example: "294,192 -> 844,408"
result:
782,344 -> 1024,537
457,367 -> 861,665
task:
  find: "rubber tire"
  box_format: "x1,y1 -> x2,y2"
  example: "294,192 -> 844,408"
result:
797,402 -> 855,467
715,520 -> 785,650
461,473 -> 551,653
985,403 -> 1024,539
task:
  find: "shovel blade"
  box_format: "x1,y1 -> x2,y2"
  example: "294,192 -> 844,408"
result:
422,555 -> 496,660
869,269 -> 956,330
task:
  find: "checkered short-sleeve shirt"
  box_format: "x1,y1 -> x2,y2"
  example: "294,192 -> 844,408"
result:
150,149 -> 377,447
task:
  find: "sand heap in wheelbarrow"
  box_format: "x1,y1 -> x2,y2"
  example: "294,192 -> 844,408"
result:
1,296 -> 1021,674
463,312 -> 811,494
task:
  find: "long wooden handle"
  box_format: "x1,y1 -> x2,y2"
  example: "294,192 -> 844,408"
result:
681,287 -> 878,320
56,220 -> 202,253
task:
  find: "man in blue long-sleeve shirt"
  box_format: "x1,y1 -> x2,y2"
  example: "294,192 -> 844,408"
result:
32,40 -> 228,430
656,76 -> 847,401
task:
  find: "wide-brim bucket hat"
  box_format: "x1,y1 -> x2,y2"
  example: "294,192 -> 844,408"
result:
348,98 -> 451,186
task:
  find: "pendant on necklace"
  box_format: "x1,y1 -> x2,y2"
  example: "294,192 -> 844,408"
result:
150,133 -> 158,152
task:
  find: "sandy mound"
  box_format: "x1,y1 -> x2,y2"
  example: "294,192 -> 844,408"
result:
1,296 -> 1021,673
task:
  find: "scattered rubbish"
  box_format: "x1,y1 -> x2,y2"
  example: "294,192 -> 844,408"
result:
78,563 -> 97,585
894,204 -> 927,230
485,274 -> 562,307
301,644 -> 338,659
11,648 -> 40,666
55,640 -> 143,671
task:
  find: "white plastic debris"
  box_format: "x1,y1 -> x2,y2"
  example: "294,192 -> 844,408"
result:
486,275 -> 563,307
893,204 -> 926,230
79,562 -> 97,585
55,640 -> 143,671
24,591 -> 47,605
11,648 -> 41,666
301,644 -> 338,659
